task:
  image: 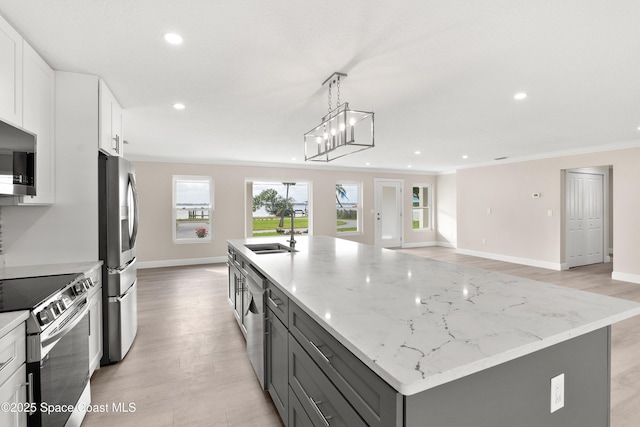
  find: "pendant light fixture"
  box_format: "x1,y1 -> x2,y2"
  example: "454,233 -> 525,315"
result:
304,72 -> 374,162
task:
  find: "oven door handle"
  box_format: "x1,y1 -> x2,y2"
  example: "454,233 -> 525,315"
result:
41,299 -> 89,349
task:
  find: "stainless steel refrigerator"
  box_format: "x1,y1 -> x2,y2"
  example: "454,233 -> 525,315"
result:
98,153 -> 139,365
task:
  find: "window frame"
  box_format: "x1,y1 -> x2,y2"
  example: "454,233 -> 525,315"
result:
335,180 -> 363,235
412,183 -> 433,231
172,175 -> 214,244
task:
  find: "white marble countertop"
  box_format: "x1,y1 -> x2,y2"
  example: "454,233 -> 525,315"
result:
0,311 -> 29,338
0,261 -> 102,280
229,236 -> 640,396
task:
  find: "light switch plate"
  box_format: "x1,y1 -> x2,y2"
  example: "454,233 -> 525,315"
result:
550,373 -> 565,413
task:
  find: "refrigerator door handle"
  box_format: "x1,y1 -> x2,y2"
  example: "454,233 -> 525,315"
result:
109,279 -> 137,303
107,258 -> 136,274
128,172 -> 139,251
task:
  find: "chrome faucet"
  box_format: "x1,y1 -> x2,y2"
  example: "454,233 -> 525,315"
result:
284,209 -> 296,248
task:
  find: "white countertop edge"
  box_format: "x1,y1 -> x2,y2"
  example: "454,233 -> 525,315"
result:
0,311 -> 29,338
259,265 -> 640,396
0,261 -> 103,280
229,238 -> 640,397
382,306 -> 640,396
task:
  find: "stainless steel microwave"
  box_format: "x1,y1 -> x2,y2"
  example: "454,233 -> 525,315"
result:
0,118 -> 36,196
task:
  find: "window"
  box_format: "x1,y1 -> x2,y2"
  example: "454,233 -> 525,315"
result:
251,181 -> 309,237
412,185 -> 432,230
173,176 -> 213,243
336,182 -> 362,234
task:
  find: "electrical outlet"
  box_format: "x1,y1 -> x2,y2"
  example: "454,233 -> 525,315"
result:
550,373 -> 565,413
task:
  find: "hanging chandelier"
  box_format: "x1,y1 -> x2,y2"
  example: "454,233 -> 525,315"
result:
304,72 -> 374,162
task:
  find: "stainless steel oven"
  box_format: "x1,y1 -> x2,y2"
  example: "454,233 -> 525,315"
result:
27,298 -> 90,427
0,273 -> 95,427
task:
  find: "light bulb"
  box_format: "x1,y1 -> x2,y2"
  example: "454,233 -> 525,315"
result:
339,123 -> 346,131
349,118 -> 356,126
323,132 -> 328,140
163,33 -> 183,45
331,128 -> 336,135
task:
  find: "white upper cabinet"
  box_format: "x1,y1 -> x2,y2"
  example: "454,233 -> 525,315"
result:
99,80 -> 124,157
0,14 -> 23,127
20,40 -> 55,205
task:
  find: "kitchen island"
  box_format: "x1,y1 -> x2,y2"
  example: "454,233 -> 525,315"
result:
227,236 -> 640,427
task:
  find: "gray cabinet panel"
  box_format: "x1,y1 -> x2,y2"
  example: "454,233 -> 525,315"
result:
267,308 -> 289,424
289,302 -> 400,427
267,281 -> 289,326
289,336 -> 367,427
289,386 -> 315,427
405,327 -> 611,427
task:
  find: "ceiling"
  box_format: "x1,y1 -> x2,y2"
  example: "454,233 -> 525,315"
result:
2,0 -> 639,173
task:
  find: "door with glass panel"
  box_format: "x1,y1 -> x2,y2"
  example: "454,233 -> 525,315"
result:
374,179 -> 403,247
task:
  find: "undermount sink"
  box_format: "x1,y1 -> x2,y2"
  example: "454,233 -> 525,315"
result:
245,243 -> 298,255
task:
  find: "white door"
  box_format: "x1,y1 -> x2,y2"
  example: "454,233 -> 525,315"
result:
375,180 -> 403,247
566,172 -> 604,268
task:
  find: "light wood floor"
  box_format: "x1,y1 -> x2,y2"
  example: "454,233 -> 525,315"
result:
82,248 -> 640,427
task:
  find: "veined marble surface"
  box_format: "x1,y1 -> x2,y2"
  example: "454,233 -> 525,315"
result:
229,236 -> 640,396
0,261 -> 102,280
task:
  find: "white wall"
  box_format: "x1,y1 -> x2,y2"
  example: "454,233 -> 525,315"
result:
435,173 -> 457,247
132,161 -> 438,266
456,147 -> 640,281
2,72 -> 99,266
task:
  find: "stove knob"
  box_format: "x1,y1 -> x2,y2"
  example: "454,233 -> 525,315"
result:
53,300 -> 63,313
46,304 -> 58,319
74,282 -> 85,294
37,311 -> 50,326
85,278 -> 95,288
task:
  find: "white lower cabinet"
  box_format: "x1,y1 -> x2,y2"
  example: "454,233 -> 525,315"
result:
87,268 -> 103,377
0,322 -> 27,427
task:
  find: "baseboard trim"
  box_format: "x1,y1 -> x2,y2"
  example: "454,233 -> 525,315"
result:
402,241 -> 437,248
401,241 -> 457,249
456,248 -> 563,271
612,271 -> 640,284
137,256 -> 227,269
436,241 -> 456,249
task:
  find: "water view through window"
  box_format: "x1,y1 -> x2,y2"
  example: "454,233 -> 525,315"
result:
252,182 -> 309,237
174,176 -> 213,242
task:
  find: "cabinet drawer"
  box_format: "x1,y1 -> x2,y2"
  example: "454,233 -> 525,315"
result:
289,303 -> 400,427
0,323 -> 26,387
267,310 -> 288,423
289,385 -> 314,427
267,282 -> 289,326
289,335 -> 367,427
0,363 -> 27,427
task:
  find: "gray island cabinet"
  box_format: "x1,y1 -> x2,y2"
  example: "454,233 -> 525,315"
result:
227,236 -> 640,427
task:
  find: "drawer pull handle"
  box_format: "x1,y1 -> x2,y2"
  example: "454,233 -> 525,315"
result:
309,397 -> 332,427
268,296 -> 281,308
309,340 -> 332,364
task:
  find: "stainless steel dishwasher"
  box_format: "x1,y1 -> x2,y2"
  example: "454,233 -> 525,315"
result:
244,263 -> 267,389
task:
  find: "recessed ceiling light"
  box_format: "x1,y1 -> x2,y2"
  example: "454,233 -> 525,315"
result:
291,157 -> 296,161
462,154 -> 469,159
173,103 -> 186,110
514,92 -> 527,100
365,162 -> 370,166
415,150 -> 421,155
407,165 -> 412,168
637,126 -> 640,131
163,33 -> 183,45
